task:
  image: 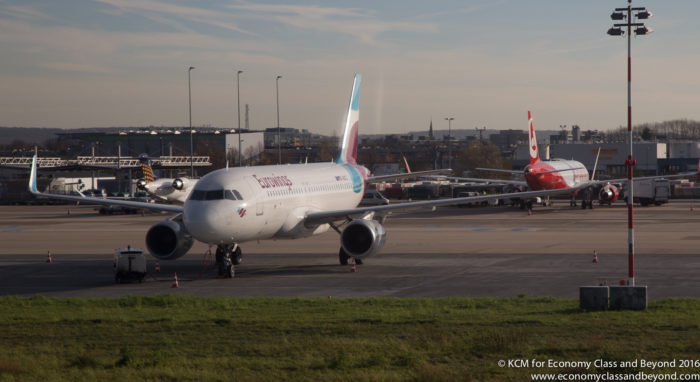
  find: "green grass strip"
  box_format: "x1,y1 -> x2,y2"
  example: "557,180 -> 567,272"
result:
0,296 -> 699,381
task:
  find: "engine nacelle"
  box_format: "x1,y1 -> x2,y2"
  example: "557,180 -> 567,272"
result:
340,219 -> 387,259
145,218 -> 193,260
172,178 -> 185,191
599,184 -> 619,204
136,179 -> 147,190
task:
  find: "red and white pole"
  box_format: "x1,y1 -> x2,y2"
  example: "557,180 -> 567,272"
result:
625,0 -> 635,286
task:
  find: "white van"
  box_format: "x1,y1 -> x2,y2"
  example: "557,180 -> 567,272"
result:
360,189 -> 390,206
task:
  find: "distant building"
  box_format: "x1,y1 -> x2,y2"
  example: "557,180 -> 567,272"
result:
490,130 -> 528,149
264,127 -> 311,149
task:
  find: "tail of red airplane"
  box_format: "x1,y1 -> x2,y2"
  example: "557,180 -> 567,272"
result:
336,74 -> 361,165
528,111 -> 540,165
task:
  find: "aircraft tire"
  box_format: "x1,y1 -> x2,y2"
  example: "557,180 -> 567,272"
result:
232,246 -> 242,265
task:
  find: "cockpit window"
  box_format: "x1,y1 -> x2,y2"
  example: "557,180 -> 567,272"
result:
190,190 -> 205,200
205,190 -> 223,200
191,188 -> 241,201
224,189 -> 244,201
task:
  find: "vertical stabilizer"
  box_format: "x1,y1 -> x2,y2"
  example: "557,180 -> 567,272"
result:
336,74 -> 361,165
28,155 -> 38,193
138,154 -> 156,183
528,111 -> 540,165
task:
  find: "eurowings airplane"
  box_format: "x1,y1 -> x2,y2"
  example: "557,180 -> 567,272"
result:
29,74 -> 581,277
135,155 -> 195,204
452,111 -> 698,209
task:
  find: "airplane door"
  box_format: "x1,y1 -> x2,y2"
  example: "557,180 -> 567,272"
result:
256,199 -> 264,216
245,177 -> 264,216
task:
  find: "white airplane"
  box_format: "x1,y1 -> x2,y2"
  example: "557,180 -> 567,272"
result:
29,74 -> 580,278
135,155 -> 195,204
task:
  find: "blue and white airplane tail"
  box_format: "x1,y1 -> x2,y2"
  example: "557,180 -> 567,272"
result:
336,74 -> 361,165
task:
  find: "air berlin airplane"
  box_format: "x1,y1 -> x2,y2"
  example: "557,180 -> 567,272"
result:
453,111 -> 697,209
29,74 -> 582,277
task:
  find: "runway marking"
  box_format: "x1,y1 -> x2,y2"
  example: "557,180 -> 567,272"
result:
458,225 -> 478,229
0,226 -> 26,233
511,228 -> 529,231
473,228 -> 492,232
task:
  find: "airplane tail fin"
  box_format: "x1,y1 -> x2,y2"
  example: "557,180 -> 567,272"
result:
28,155 -> 38,194
527,111 -> 541,165
138,154 -> 156,183
336,74 -> 361,165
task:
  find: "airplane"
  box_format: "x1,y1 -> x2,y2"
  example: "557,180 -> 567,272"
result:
135,154 -> 196,204
28,74 -> 582,278
448,111 -> 699,209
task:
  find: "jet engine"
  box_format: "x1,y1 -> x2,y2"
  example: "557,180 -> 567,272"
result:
340,219 -> 387,259
136,179 -> 147,190
598,184 -> 619,204
172,178 -> 186,191
145,218 -> 193,260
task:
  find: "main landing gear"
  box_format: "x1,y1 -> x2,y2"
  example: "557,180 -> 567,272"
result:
216,244 -> 242,278
338,247 -> 362,266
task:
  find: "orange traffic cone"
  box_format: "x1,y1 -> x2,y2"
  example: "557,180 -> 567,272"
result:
592,250 -> 598,264
350,259 -> 357,273
155,261 -> 160,273
46,251 -> 53,263
171,273 -> 180,288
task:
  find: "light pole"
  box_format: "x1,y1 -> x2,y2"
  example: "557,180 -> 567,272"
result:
188,66 -> 195,177
608,1 -> 653,286
276,75 -> 282,165
444,117 -> 454,169
237,70 -> 243,166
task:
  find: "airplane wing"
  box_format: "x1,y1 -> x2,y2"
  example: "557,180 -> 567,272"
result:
28,155 -> 183,213
442,176 -> 528,187
304,186 -> 582,226
367,169 -> 452,183
598,172 -> 698,185
475,167 -> 523,175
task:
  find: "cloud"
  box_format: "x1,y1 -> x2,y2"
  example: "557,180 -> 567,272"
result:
228,1 -> 438,46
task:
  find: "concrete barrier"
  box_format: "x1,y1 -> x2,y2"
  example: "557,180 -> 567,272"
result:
579,286 -> 609,311
609,286 -> 647,310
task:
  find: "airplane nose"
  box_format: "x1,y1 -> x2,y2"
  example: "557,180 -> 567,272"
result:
183,201 -> 223,244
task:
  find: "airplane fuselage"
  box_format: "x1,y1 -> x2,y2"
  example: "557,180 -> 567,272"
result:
183,162 -> 369,245
524,159 -> 589,191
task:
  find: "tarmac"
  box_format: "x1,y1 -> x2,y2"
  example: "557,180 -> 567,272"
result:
1,200 -> 699,299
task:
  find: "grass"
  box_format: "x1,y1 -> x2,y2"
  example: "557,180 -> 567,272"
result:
0,296 -> 699,381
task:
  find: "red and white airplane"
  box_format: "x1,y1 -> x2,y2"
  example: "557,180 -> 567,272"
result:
28,75 -> 589,277
455,111 -> 698,209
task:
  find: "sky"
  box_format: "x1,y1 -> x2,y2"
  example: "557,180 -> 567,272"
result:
1,0 -> 700,136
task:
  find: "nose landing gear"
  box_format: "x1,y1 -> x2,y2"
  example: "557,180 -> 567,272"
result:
216,244 -> 242,278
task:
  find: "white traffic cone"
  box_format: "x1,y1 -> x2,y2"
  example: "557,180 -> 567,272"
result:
592,250 -> 598,264
46,251 -> 53,263
171,272 -> 180,288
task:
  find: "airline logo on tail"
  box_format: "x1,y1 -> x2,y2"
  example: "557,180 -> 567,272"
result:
528,111 -> 540,165
139,155 -> 155,183
336,74 -> 361,165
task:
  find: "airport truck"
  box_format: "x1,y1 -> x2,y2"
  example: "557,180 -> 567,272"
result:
627,178 -> 670,206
